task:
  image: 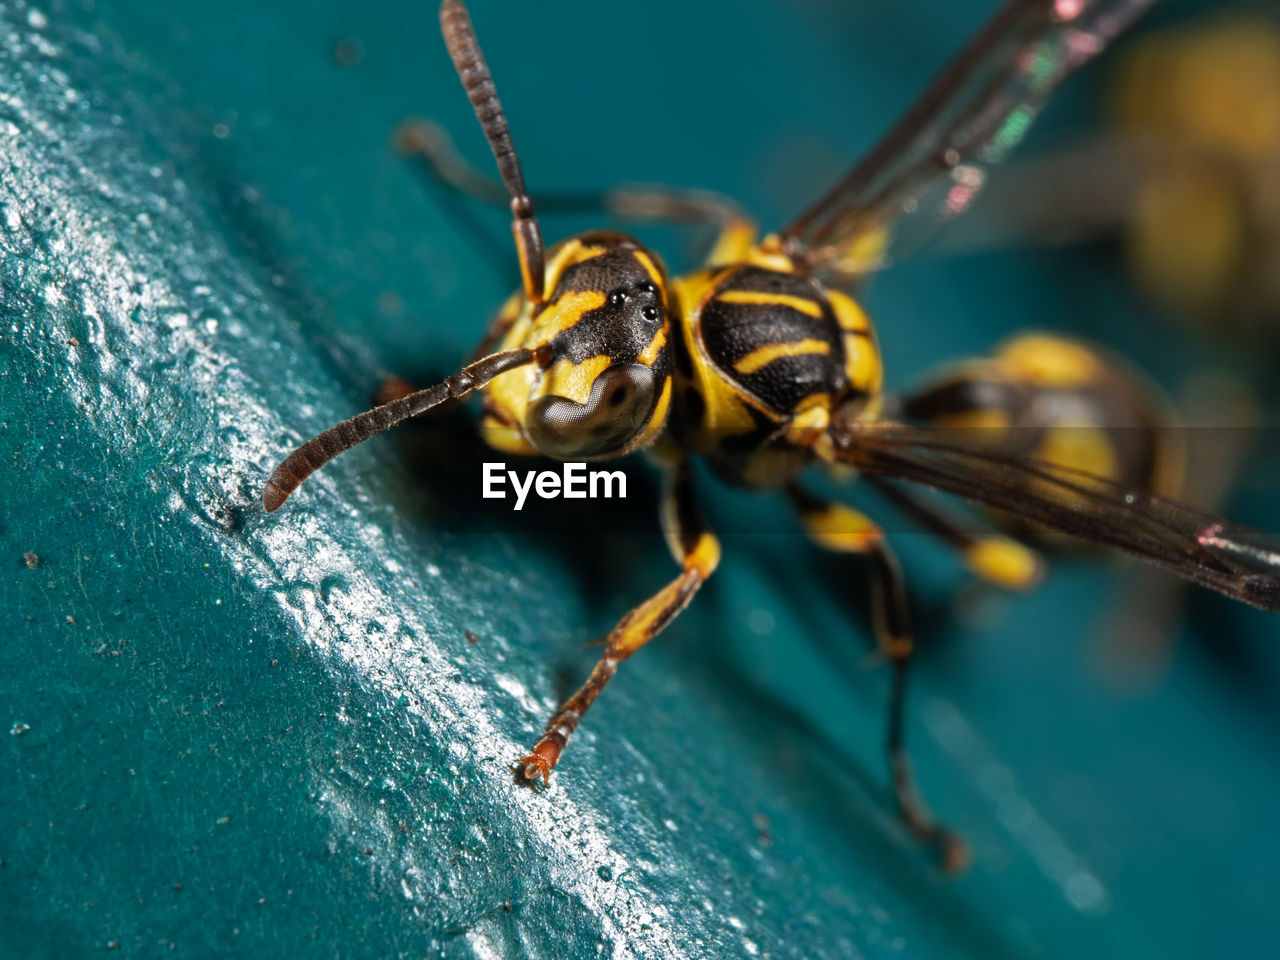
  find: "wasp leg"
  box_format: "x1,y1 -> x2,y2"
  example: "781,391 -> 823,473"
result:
518,461 -> 719,783
788,484 -> 969,874
394,118 -> 511,206
868,476 -> 1044,592
396,118 -> 754,252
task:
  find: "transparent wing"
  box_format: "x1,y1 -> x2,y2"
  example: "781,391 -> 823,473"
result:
779,0 -> 1159,280
828,419 -> 1280,611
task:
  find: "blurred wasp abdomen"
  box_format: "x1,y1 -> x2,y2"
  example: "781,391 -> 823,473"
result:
903,333 -> 1186,527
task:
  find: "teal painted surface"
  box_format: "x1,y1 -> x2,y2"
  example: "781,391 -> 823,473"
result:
2,1 -> 1279,958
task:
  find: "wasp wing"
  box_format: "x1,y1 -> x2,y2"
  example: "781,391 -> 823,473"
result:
829,420 -> 1280,611
779,0 -> 1158,280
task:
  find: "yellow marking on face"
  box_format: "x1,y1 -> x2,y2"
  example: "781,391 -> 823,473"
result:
827,290 -> 871,333
734,338 -> 831,375
534,354 -> 613,408
801,502 -> 882,555
529,290 -> 607,344
632,249 -> 666,301
998,335 -> 1100,387
481,344 -> 539,442
966,537 -> 1043,591
556,238 -> 609,267
572,243 -> 609,260
539,238 -> 608,296
490,298 -> 536,355
638,327 -> 667,366
716,290 -> 823,318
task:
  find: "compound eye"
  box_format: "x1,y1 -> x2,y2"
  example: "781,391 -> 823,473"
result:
526,363 -> 660,458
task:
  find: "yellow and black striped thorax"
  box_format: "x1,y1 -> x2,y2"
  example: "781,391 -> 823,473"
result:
700,266 -> 850,410
903,333 -> 1184,497
481,231 -> 674,460
670,256 -> 882,485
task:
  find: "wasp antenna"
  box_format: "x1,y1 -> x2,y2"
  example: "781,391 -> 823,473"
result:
439,0 -> 546,304
262,346 -> 544,512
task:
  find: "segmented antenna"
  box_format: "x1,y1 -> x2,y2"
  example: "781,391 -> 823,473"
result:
262,347 -> 542,512
440,0 -> 546,304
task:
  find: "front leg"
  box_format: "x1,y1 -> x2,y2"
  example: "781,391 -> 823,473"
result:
519,460 -> 719,782
788,484 -> 969,873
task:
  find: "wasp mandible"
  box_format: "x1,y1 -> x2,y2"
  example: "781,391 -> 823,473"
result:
263,0 -> 1280,871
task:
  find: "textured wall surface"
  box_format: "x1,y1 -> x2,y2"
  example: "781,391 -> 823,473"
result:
3,0 -> 1279,957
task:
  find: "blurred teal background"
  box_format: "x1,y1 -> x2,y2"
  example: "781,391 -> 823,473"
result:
3,0 -> 1279,957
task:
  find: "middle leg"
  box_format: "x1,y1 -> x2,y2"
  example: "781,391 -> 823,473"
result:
788,483 -> 969,873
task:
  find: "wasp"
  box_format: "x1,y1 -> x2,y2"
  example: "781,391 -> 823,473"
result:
262,0 -> 1280,871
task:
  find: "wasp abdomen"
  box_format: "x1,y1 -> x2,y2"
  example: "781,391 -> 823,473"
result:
903,334 -> 1181,498
699,266 -> 847,415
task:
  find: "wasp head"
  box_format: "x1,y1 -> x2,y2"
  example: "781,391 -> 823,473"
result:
519,232 -> 674,459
